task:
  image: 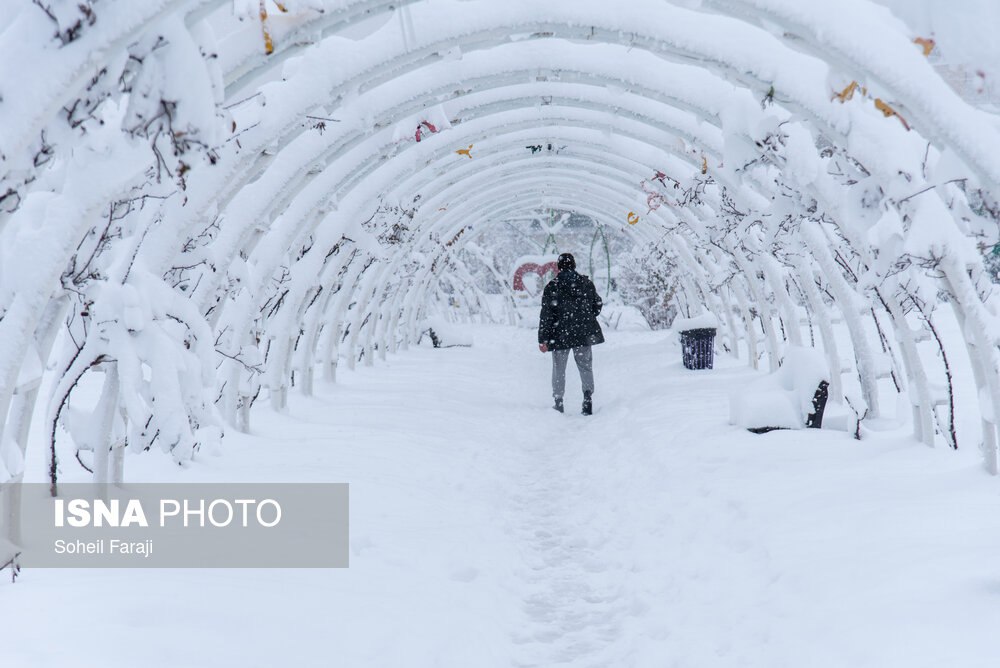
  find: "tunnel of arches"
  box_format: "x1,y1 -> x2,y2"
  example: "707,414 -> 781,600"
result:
1,0 -> 1000,562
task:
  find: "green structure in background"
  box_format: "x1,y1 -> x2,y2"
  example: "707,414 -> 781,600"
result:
488,207 -> 629,302
589,223 -> 612,299
540,209 -> 560,255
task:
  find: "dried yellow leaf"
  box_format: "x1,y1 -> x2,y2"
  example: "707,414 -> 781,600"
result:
260,1 -> 274,55
833,81 -> 859,103
913,37 -> 935,57
874,98 -> 911,131
873,98 -> 894,117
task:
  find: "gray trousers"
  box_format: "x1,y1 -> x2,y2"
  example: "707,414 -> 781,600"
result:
551,346 -> 594,398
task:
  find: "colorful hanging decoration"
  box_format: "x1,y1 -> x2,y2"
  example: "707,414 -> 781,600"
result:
641,181 -> 665,212
414,120 -> 438,143
513,262 -> 558,292
639,170 -> 681,214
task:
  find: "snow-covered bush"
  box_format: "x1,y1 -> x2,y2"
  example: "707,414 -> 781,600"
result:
617,243 -> 678,329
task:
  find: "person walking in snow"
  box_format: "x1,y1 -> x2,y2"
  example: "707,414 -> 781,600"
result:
538,253 -> 604,415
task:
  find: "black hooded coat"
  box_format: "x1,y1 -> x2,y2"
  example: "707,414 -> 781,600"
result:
538,269 -> 605,350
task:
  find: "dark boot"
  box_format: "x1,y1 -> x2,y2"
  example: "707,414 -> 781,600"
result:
582,391 -> 593,416
553,397 -> 564,413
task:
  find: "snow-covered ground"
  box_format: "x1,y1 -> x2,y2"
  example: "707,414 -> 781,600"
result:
3,325 -> 1000,667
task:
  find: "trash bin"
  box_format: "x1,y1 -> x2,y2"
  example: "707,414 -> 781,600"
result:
680,328 -> 716,370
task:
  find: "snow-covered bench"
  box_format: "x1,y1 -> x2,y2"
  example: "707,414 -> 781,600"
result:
729,346 -> 831,433
421,318 -> 473,348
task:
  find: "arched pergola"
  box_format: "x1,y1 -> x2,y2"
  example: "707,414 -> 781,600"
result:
1,0 -> 999,569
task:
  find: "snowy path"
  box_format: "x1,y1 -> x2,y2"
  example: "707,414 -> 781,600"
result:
4,325 -> 1000,667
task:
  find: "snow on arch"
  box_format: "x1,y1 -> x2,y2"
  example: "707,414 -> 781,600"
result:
0,0 -> 999,532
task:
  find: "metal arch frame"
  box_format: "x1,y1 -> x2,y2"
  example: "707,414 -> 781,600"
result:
390,192 -> 736,364
223,88 -> 792,388
280,155 -> 674,348
269,151 -> 674,327
230,141 -> 682,409
219,29 -> 741,190
332,117 -> 888,408
217,67 -> 757,267
248,119 -> 712,343
1,0 -> 992,452
207,32 -> 761,224
316,153 -> 698,359
193,64 -> 739,311
0,0 -> 998,558
330,96 -> 721,202
313,182 -> 656,377
214,49 -> 748,234
699,0 -> 1000,187
152,5 -> 940,340
8,0 -> 994,209
199,10 -> 948,332
207,89 -> 740,402
396,194 -> 702,358
376,183 -> 675,351
203,90 -> 736,320
225,92 -> 780,354
206,109 -> 719,351
221,24 -> 810,190
207,0 -> 988,183
297,160 -> 678,358
174,22 -> 944,386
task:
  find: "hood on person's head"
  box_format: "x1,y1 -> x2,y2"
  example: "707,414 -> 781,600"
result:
557,253 -> 576,273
